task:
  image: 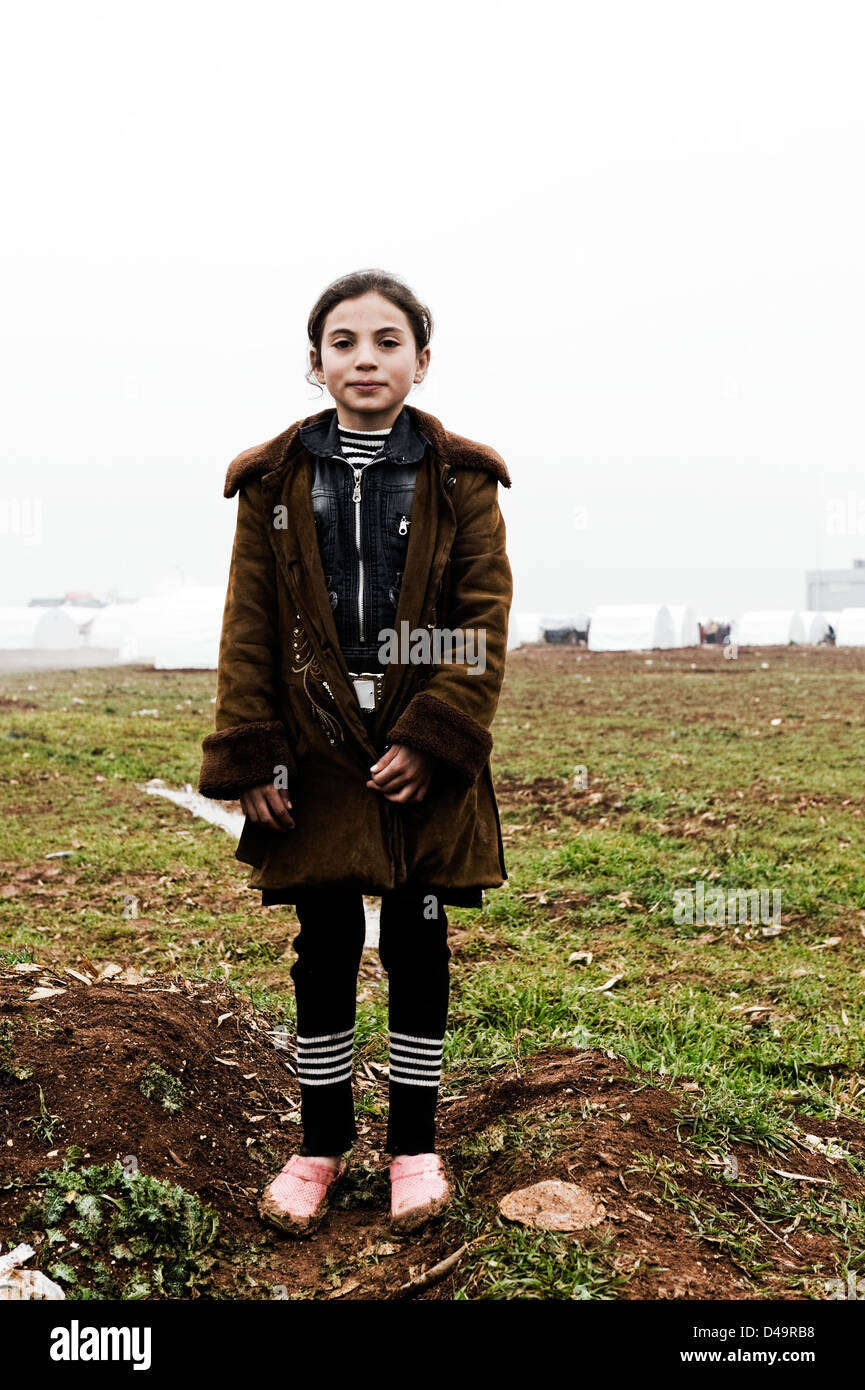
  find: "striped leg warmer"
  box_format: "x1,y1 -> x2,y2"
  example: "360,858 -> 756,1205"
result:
295,1025 -> 355,1087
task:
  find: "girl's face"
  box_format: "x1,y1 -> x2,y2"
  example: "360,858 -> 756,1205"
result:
311,292 -> 430,428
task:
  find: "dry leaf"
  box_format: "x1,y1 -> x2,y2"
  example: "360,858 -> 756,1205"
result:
626,1204 -> 654,1223
115,966 -> 147,984
327,1279 -> 361,1299
593,973 -> 624,992
767,1167 -> 829,1185
358,1240 -> 398,1258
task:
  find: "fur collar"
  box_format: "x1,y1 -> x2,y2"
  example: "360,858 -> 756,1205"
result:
223,404 -> 511,497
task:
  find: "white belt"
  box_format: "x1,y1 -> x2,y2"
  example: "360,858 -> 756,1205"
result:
347,670 -> 384,711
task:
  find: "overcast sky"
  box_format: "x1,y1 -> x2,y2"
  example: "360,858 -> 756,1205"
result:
1,0 -> 863,619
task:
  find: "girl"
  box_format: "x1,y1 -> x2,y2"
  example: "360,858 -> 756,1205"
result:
198,269 -> 512,1236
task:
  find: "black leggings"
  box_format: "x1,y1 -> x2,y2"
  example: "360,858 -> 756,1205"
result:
289,881 -> 451,1156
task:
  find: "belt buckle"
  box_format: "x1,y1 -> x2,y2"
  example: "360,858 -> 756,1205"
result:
349,671 -> 383,711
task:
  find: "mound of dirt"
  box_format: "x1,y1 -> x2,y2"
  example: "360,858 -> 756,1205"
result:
2,967 -> 863,1300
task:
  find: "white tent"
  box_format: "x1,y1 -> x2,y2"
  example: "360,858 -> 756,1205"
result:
0,606 -> 43,649
797,610 -> 831,644
87,604 -> 132,652
0,605 -> 102,651
32,608 -> 84,650
507,612 -> 545,648
667,604 -> 700,647
836,608 -> 865,646
588,604 -> 675,651
88,598 -> 168,662
731,611 -> 806,645
152,587 -> 226,669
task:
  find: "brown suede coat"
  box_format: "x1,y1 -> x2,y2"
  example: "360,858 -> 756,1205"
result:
197,403 -> 513,904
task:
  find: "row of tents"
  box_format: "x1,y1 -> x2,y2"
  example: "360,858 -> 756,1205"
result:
0,590 -> 223,668
513,606 -> 863,651
2,594 -> 865,666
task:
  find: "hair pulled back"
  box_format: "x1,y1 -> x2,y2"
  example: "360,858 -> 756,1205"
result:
306,268 -> 433,391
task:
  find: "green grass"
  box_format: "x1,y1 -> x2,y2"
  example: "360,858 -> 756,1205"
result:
453,1225 -> 633,1300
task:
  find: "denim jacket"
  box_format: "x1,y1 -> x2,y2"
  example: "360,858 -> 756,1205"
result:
297,405 -> 431,671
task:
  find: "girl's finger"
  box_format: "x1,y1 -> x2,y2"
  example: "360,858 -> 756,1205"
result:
371,751 -> 415,785
370,765 -> 411,792
252,805 -> 281,831
263,786 -> 294,828
385,779 -> 427,803
369,745 -> 399,776
248,789 -> 285,831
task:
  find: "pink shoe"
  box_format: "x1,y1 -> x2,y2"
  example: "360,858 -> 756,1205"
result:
258,1154 -> 348,1237
389,1152 -> 453,1234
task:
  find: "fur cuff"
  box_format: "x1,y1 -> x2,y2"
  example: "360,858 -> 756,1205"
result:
385,691 -> 492,789
198,720 -> 297,800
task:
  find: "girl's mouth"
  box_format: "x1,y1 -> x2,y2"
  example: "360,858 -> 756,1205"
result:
351,383 -> 383,391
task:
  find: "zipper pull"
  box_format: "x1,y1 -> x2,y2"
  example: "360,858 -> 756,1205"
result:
398,515 -> 409,535
352,470 -> 362,503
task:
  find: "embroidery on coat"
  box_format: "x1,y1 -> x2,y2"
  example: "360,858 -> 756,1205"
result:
290,613 -> 344,746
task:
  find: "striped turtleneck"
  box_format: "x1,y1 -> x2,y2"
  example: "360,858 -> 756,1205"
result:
337,421 -> 391,467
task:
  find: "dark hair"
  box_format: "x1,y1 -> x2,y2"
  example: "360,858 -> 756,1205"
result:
305,268 -> 433,392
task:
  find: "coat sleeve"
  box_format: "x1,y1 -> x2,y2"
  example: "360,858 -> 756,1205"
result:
197,479 -> 297,800
384,468 -> 512,789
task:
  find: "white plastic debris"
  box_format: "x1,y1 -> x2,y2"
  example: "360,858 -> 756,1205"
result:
141,780 -> 245,836
0,1245 -> 65,1300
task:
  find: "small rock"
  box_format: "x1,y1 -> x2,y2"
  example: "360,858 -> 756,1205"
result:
499,1179 -> 606,1231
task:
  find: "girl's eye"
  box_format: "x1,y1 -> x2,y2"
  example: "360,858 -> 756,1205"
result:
331,338 -> 400,349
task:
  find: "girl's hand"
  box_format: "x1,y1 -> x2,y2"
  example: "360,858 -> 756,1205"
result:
366,744 -> 435,803
239,782 -> 295,830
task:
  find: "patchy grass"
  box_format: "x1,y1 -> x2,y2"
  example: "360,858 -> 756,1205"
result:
2,645 -> 865,1298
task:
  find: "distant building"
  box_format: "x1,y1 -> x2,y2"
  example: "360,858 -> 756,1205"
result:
805,560 -> 865,611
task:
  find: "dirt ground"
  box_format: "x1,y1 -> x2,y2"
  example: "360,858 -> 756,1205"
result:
2,968 -> 862,1301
